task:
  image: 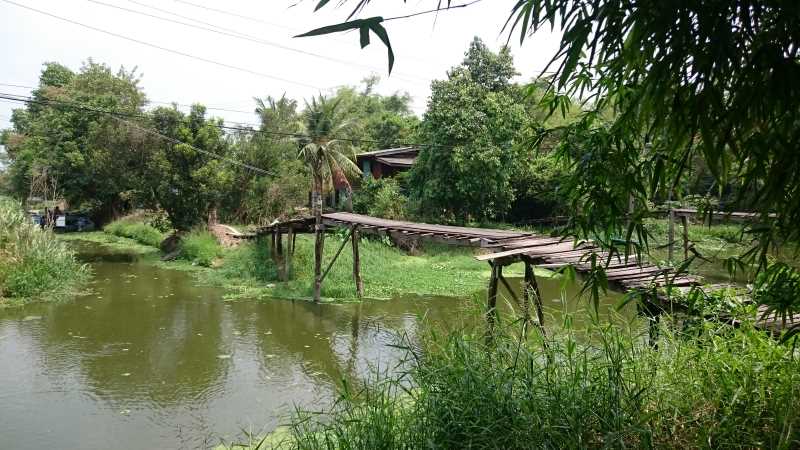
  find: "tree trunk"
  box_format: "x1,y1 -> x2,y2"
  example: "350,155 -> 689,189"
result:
345,188 -> 354,212
313,175 -> 325,303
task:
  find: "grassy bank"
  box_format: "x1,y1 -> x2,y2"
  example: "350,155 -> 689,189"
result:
104,216 -> 166,248
64,218 -> 548,301
0,197 -> 89,307
198,234 -> 550,301
268,316 -> 800,449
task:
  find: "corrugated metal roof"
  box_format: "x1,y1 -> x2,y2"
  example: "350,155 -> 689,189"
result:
375,156 -> 416,167
356,147 -> 419,159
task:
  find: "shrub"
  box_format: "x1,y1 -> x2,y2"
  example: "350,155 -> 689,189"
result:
179,230 -> 222,267
354,177 -> 408,220
104,218 -> 165,248
0,196 -> 89,301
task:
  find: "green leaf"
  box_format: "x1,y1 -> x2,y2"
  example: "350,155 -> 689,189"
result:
313,0 -> 331,12
295,17 -> 395,74
367,20 -> 395,74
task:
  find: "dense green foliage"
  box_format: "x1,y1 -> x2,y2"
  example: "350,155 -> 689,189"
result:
500,0 -> 800,270
0,64 -> 419,229
285,319 -> 800,449
353,177 -> 408,220
409,38 -> 561,222
2,61 -> 147,223
0,196 -> 88,303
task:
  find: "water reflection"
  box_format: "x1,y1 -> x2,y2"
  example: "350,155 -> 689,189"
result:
0,242 -> 635,450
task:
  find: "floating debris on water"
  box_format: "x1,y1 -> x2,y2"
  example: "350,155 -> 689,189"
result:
120,409 -> 130,415
121,372 -> 131,377
22,316 -> 42,321
217,354 -> 232,359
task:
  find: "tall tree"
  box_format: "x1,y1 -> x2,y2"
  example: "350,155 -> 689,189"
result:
298,95 -> 360,301
147,104 -> 232,231
1,61 -> 147,222
409,38 -> 528,223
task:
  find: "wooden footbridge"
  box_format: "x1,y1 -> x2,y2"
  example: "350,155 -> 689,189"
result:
247,212 -> 723,331
242,211 -> 800,334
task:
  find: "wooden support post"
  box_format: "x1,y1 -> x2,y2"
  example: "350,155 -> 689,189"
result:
681,215 -> 689,260
286,226 -> 294,280
270,228 -> 277,263
486,262 -> 499,340
668,206 -> 675,262
525,260 -> 546,336
521,263 -> 533,335
638,301 -> 661,348
313,223 -> 325,303
276,228 -> 286,281
352,225 -> 363,297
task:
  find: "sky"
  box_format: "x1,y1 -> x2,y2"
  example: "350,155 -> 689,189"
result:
0,0 -> 563,132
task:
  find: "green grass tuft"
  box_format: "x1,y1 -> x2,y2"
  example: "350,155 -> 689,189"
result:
179,230 -> 223,267
104,218 -> 165,248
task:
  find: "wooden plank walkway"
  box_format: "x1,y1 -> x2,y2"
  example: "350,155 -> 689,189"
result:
255,212 -> 798,333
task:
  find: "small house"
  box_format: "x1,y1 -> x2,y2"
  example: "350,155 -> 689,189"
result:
356,147 -> 419,179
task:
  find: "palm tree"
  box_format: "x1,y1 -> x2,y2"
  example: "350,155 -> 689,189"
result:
299,95 -> 361,302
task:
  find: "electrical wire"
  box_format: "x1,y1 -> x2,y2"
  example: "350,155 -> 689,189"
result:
88,0 -> 432,85
0,0 -> 323,90
168,0 -> 446,67
0,92 -> 435,149
0,93 -> 274,175
0,82 -> 260,115
114,116 -> 274,175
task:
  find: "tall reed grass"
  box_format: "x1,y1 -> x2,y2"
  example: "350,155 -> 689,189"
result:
0,197 -> 89,302
282,316 -> 800,449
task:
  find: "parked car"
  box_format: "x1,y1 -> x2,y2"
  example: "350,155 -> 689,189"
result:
62,214 -> 95,232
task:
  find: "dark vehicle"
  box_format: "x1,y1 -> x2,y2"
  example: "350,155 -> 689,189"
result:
29,212 -> 44,227
29,211 -> 94,232
62,214 -> 95,232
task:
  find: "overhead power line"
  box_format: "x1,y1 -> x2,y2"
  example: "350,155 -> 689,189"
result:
116,116 -> 274,175
91,0 -> 430,85
168,0 -> 445,68
0,92 -> 435,149
0,93 -> 273,175
1,0 -> 323,90
0,82 -> 260,115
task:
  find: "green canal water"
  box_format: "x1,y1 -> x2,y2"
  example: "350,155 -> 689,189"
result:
0,241 -> 633,450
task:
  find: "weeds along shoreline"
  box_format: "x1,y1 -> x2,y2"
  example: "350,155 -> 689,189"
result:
0,197 -> 90,307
